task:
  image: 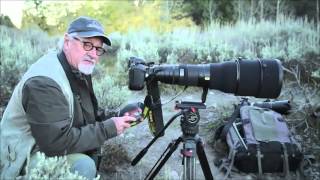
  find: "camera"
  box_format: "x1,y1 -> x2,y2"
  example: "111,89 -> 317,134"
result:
129,57 -> 285,179
128,57 -> 283,98
127,57 -> 283,136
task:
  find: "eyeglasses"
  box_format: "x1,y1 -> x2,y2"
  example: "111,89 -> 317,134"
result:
73,37 -> 106,56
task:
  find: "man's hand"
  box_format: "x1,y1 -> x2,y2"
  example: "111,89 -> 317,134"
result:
111,114 -> 136,135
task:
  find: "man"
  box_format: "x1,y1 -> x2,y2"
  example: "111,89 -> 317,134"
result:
0,16 -> 140,179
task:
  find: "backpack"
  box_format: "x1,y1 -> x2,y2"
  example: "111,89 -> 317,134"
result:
214,99 -> 303,178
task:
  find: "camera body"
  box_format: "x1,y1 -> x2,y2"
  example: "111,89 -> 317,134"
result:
128,57 -> 147,90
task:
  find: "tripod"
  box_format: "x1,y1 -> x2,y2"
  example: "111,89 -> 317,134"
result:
131,101 -> 214,180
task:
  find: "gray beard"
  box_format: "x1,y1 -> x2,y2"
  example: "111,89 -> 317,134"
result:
78,63 -> 95,75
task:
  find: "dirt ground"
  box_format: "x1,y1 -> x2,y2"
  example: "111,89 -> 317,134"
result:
98,87 -> 320,180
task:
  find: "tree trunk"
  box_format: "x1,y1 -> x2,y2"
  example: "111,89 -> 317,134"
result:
317,0 -> 319,33
251,0 -> 254,22
208,0 -> 213,25
260,0 -> 264,22
238,0 -> 241,21
276,0 -> 281,23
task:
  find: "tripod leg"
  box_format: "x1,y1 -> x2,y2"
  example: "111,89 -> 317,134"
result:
182,139 -> 197,180
196,139 -> 214,180
183,153 -> 196,180
145,137 -> 183,180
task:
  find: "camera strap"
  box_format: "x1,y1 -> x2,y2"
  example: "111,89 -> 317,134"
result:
235,59 -> 241,94
256,59 -> 263,97
220,104 -> 241,141
143,95 -> 157,135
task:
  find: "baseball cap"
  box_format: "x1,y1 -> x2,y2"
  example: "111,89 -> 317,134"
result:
67,16 -> 111,46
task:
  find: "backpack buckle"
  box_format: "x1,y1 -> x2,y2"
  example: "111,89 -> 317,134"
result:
7,146 -> 16,162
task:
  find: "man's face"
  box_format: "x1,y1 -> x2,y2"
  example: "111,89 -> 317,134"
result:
63,34 -> 104,74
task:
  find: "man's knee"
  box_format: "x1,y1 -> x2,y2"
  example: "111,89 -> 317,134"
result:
67,153 -> 97,179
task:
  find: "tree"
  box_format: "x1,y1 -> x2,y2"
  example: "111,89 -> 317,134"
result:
260,0 -> 264,21
291,0 -> 319,20
317,0 -> 319,33
21,0 -> 50,32
0,15 -> 16,28
181,0 -> 236,27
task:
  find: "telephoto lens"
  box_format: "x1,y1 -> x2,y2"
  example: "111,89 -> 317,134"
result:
153,59 -> 283,98
128,57 -> 283,98
208,59 -> 283,98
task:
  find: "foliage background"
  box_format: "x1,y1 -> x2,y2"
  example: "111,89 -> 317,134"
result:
1,0 -> 319,108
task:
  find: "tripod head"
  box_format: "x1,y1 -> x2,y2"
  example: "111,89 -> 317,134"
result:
131,101 -> 205,166
132,101 -> 213,180
175,101 -> 206,137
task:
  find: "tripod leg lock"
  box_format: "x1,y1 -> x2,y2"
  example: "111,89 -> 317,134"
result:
181,149 -> 194,157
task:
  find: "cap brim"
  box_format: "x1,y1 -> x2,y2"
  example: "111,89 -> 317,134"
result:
71,31 -> 111,46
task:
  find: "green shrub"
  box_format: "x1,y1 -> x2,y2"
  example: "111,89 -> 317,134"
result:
0,25 -> 59,106
116,16 -> 319,64
26,152 -> 100,180
93,72 -> 131,110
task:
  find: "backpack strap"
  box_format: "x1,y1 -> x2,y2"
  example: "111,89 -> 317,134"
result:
256,144 -> 263,177
232,122 -> 248,150
220,104 -> 241,141
282,143 -> 291,179
222,149 -> 237,180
